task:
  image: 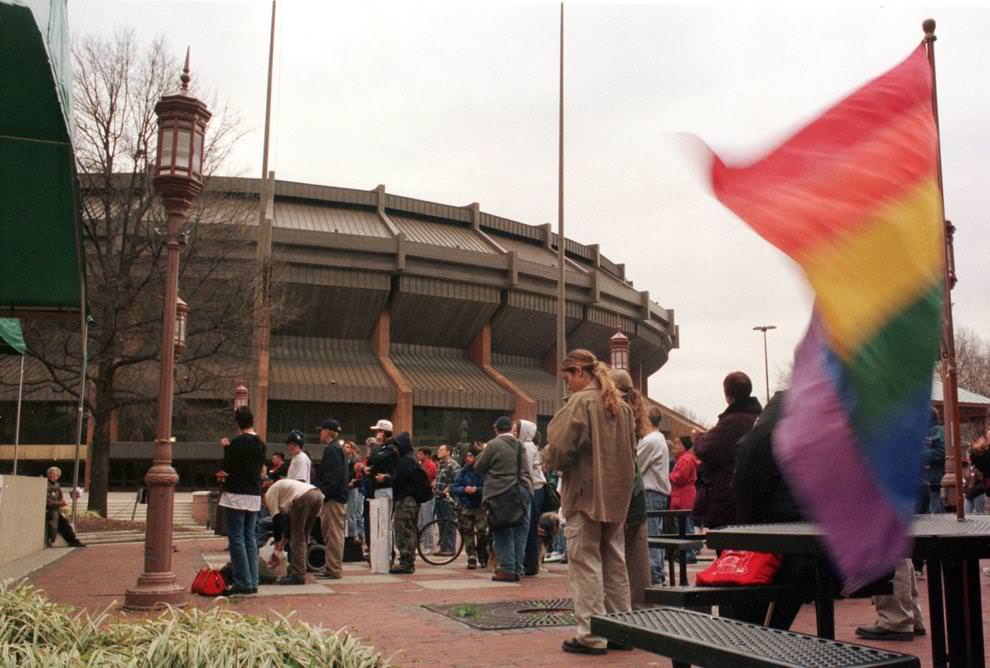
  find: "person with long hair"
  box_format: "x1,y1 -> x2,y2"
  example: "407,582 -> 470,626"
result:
609,368 -> 653,609
545,349 -> 637,655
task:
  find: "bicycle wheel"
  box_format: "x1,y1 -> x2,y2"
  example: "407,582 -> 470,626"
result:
418,518 -> 463,565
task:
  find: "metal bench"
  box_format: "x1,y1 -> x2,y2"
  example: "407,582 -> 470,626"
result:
649,537 -> 705,585
591,606 -> 920,667
646,584 -> 786,614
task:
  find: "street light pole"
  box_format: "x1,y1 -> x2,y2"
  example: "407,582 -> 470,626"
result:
753,325 -> 776,405
125,51 -> 211,610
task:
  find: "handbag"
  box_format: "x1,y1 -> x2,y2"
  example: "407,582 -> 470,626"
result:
625,461 -> 646,529
695,550 -> 782,586
484,437 -> 528,530
190,566 -> 226,597
542,482 -> 561,514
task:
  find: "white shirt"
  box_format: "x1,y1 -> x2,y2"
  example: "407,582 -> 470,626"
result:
637,430 -> 671,495
264,478 -> 320,516
219,492 -> 262,512
287,450 -> 312,483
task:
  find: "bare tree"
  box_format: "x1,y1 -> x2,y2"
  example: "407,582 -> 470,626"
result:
6,31 -> 287,516
945,327 -> 990,399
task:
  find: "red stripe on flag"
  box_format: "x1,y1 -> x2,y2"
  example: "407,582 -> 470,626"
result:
714,105 -> 937,257
712,44 -> 931,200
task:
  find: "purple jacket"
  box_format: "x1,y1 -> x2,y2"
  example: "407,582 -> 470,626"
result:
692,396 -> 762,529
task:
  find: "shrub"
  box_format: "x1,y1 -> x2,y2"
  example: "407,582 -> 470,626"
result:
0,583 -> 393,667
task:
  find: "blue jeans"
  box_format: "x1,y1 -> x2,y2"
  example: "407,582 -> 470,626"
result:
418,498 -> 435,549
226,508 -> 259,590
523,486 -> 546,574
492,488 -> 531,575
965,494 -> 985,514
645,490 -> 669,585
347,487 -> 365,540
435,497 -> 457,553
928,487 -> 945,514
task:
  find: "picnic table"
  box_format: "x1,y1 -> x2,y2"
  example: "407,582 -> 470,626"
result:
705,515 -> 990,668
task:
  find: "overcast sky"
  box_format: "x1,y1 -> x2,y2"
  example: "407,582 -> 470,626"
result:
70,1 -> 990,424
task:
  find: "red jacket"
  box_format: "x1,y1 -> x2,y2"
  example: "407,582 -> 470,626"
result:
669,450 -> 698,511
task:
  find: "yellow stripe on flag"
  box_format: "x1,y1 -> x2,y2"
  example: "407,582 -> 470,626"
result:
803,180 -> 943,359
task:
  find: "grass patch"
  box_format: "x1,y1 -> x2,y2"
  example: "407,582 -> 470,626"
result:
0,583 -> 393,667
453,604 -> 479,618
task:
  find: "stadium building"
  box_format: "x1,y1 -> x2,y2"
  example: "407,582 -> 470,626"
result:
1,177 -> 687,487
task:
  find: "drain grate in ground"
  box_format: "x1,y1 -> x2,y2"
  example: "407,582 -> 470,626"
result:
423,598 -> 575,630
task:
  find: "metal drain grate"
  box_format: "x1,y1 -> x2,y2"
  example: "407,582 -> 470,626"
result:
424,598 -> 576,630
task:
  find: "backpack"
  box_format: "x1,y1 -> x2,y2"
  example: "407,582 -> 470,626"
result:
190,566 -> 226,597
412,465 -> 433,504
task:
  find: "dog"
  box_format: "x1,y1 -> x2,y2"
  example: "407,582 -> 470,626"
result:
537,511 -> 561,568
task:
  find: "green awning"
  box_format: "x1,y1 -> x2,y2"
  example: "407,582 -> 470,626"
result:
0,318 -> 26,355
0,0 -> 85,318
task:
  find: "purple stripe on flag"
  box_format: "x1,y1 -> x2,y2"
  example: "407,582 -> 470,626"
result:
774,316 -> 911,591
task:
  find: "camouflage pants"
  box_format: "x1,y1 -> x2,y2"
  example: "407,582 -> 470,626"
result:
457,506 -> 488,560
393,496 -> 420,569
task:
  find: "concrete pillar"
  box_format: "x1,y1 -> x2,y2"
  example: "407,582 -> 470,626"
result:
467,323 -> 536,422
371,309 -> 413,435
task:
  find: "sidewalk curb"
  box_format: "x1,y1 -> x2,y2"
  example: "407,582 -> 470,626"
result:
0,547 -> 75,585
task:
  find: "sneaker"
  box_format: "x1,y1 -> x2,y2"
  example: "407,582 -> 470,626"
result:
562,639 -> 606,655
467,558 -> 477,570
389,566 -> 415,575
491,572 -> 520,583
544,552 -> 564,563
224,585 -> 256,596
278,575 -> 306,585
316,570 -> 341,580
855,625 -> 914,641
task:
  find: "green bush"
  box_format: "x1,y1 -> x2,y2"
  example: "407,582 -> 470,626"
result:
0,583 -> 393,667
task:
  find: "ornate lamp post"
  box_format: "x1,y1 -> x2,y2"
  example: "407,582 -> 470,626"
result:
125,51 -> 211,609
234,383 -> 250,410
609,329 -> 630,371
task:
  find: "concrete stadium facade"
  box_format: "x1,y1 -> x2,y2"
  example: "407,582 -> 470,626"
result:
1,177 -> 680,487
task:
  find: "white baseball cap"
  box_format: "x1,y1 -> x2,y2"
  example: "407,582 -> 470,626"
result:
369,419 -> 393,432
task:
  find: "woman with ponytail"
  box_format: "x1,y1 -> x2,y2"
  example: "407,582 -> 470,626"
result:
609,368 -> 652,609
545,349 -> 637,655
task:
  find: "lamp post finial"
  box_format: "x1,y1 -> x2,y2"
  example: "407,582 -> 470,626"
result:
180,47 -> 191,91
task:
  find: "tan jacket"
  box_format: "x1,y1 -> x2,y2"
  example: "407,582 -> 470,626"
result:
544,382 -> 636,523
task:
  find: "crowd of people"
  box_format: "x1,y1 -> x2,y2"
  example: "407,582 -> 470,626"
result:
197,346 -> 990,654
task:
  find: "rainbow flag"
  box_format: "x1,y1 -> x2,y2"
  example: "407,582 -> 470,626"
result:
709,44 -> 943,590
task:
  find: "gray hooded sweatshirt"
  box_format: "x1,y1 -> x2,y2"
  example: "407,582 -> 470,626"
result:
518,420 -> 546,489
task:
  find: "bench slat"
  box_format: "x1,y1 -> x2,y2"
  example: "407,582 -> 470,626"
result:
591,607 -> 920,668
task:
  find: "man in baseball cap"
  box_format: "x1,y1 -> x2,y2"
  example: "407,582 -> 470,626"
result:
369,419 -> 393,436
285,430 -> 312,483
315,418 -> 347,579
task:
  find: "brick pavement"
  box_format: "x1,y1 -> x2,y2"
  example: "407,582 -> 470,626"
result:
26,538 -> 989,667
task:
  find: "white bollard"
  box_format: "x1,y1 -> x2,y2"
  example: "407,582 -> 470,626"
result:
368,497 -> 392,574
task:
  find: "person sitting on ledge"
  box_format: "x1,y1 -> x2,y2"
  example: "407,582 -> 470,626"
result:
45,467 -> 85,548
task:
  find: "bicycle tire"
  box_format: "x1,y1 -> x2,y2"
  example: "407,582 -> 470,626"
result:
417,518 -> 463,565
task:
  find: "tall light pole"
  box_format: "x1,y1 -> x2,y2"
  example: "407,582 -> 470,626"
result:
125,51 -> 211,610
753,325 -> 776,405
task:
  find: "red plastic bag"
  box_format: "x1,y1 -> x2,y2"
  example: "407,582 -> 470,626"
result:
695,550 -> 782,586
190,567 -> 226,597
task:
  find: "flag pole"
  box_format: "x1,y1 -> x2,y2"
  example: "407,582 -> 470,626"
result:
922,19 -> 964,521
253,0 -> 277,439
555,1 -> 566,411
12,353 -> 24,475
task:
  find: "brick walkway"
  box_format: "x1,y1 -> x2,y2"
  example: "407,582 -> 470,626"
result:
26,538 -> 989,667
